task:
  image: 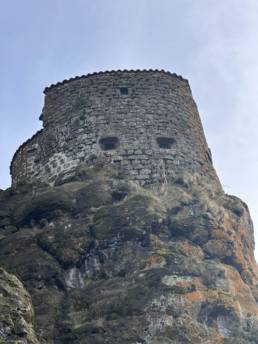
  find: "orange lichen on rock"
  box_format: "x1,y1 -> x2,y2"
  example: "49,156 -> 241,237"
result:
185,290 -> 205,303
145,255 -> 166,269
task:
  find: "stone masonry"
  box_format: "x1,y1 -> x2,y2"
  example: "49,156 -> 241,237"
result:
10,70 -> 220,187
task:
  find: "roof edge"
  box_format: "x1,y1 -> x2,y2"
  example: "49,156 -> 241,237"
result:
44,69 -> 188,93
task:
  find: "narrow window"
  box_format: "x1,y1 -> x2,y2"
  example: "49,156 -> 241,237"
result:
99,137 -> 119,150
120,87 -> 129,95
156,137 -> 175,149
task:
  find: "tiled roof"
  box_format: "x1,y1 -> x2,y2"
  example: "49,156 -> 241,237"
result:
44,69 -> 187,93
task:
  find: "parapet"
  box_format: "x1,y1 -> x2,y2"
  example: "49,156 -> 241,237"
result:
10,70 -> 220,188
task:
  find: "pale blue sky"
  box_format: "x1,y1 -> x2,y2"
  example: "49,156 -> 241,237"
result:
1,0 -> 258,256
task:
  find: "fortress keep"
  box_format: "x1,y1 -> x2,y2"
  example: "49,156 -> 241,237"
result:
4,70 -> 258,344
10,70 -> 219,187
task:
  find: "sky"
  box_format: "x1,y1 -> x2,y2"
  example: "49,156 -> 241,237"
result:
1,0 -> 258,256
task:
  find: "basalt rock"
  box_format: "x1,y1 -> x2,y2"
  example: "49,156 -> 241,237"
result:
0,267 -> 39,344
0,165 -> 258,343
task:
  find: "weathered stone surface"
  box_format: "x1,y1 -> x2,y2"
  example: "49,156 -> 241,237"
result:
10,70 -> 220,189
2,71 -> 258,343
0,165 -> 258,343
0,267 -> 39,344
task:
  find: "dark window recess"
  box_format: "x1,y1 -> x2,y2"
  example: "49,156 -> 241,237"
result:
120,87 -> 129,95
99,137 -> 119,150
157,137 -> 175,149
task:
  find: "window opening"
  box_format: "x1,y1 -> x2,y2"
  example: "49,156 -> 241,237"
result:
120,87 -> 129,95
99,137 -> 119,150
156,137 -> 175,149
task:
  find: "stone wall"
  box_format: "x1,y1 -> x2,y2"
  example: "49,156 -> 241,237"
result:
10,70 -> 219,187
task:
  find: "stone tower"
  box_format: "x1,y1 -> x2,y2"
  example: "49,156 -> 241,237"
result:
10,70 -> 219,187
2,70 -> 258,344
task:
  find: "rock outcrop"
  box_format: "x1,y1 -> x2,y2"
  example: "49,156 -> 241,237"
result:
0,267 -> 39,344
0,163 -> 258,343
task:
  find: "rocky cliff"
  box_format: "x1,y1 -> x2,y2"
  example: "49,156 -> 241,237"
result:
0,267 -> 39,343
1,162 -> 258,343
